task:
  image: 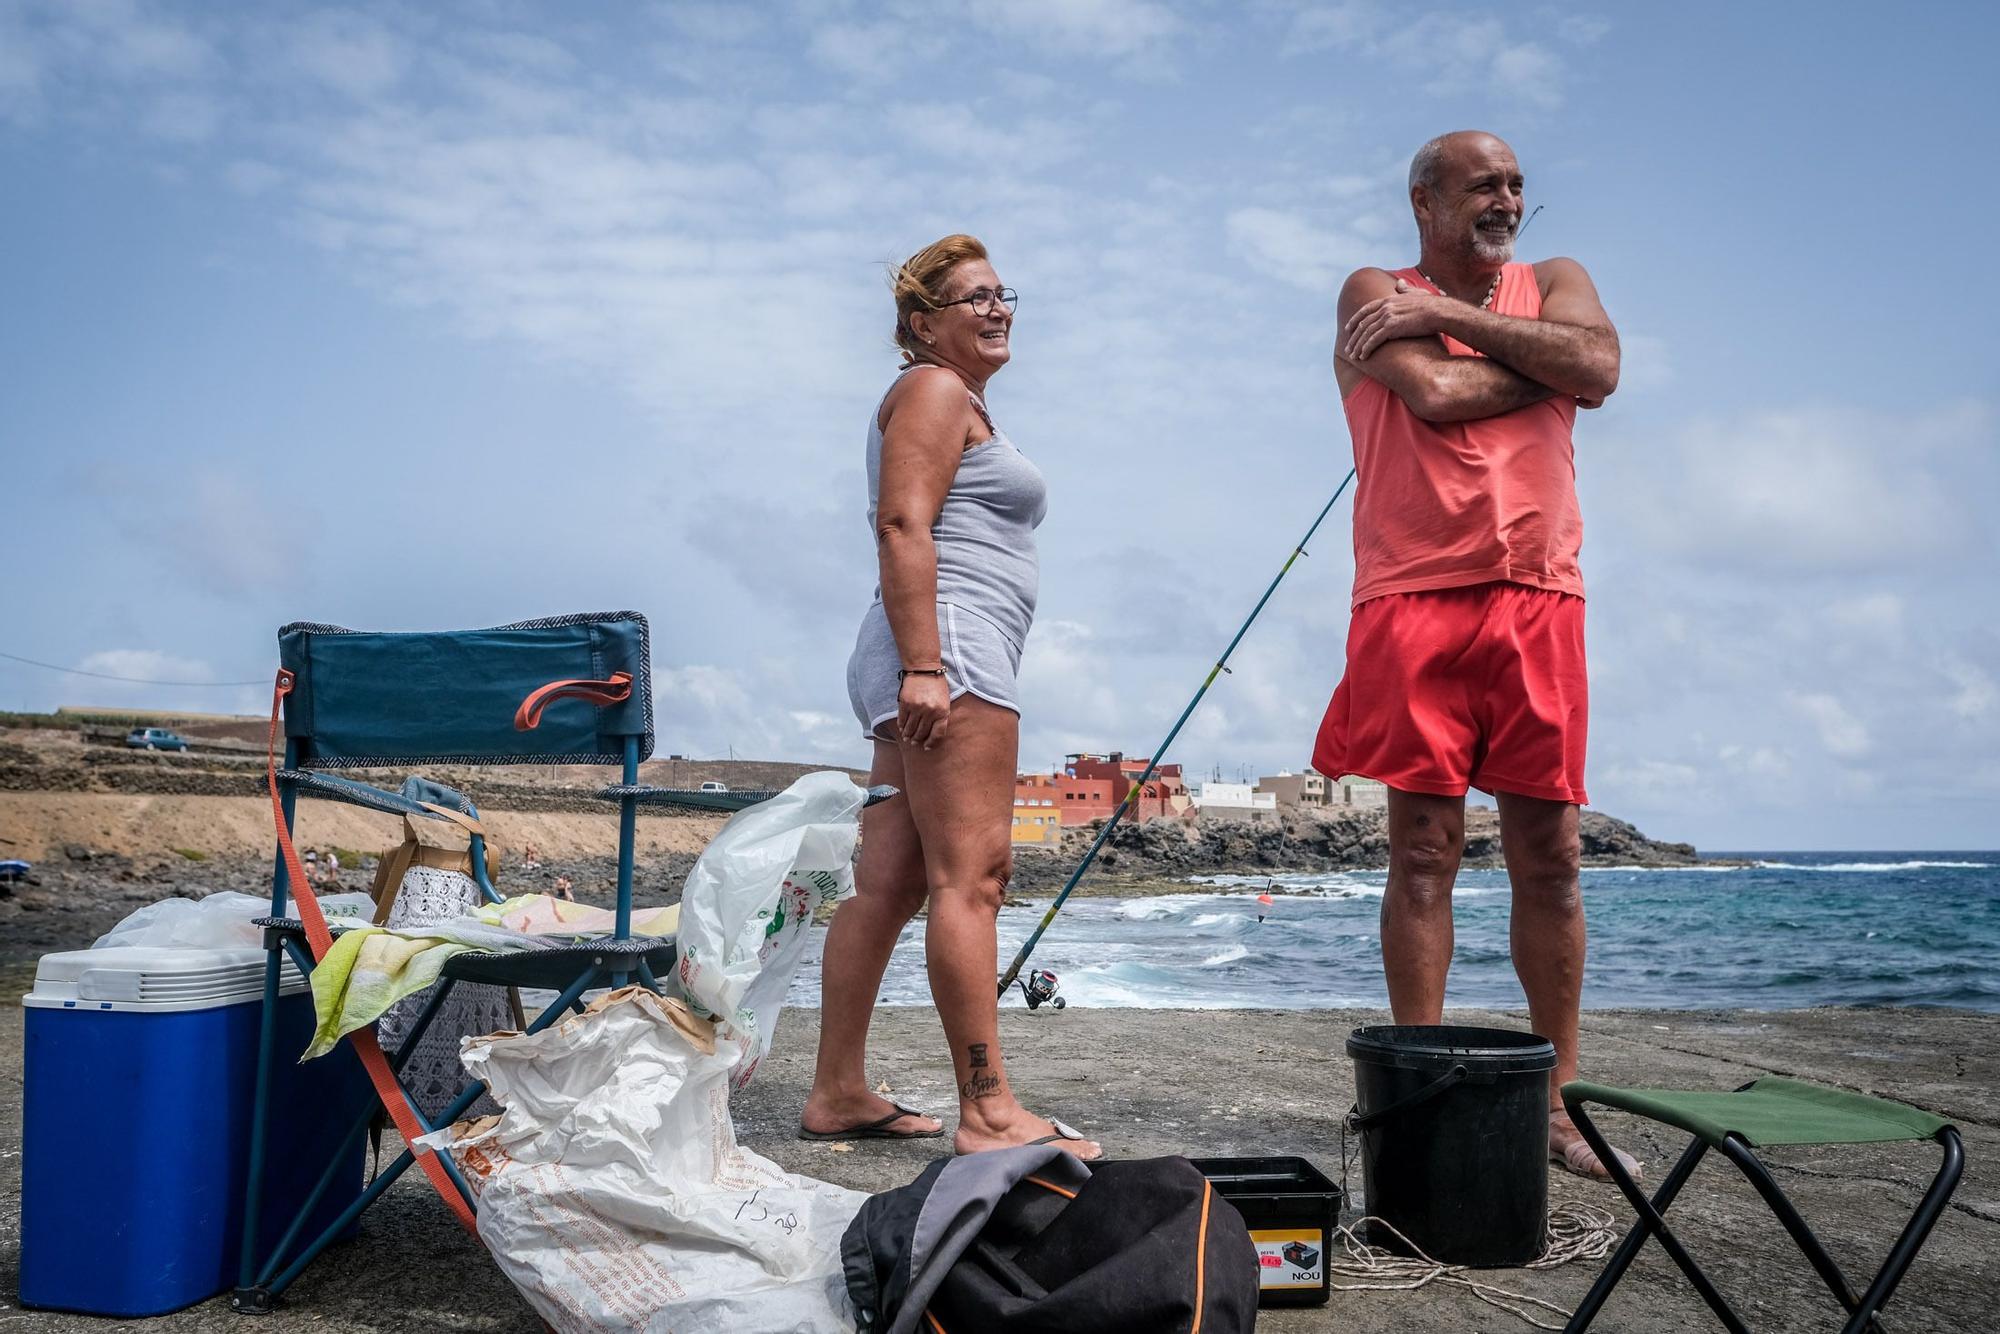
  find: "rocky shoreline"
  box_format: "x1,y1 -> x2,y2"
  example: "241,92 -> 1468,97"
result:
1,721 -> 1709,961
1004,801 -> 1703,893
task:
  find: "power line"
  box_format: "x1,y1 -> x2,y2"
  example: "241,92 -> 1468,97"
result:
0,650 -> 266,688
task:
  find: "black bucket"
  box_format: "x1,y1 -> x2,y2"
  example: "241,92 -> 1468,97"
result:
1345,1024 -> 1557,1268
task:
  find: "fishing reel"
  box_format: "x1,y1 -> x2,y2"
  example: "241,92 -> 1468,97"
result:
1016,968 -> 1066,1010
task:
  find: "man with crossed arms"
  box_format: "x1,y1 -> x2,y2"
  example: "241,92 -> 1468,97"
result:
1314,130 -> 1638,1179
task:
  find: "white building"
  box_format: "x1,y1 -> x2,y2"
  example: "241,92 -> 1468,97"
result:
1334,775 -> 1388,808
1191,780 -> 1279,822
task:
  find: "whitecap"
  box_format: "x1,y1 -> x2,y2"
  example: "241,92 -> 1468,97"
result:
1200,944 -> 1250,967
1755,860 -> 1992,872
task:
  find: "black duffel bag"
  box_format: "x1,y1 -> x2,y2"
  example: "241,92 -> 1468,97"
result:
843,1146 -> 1257,1334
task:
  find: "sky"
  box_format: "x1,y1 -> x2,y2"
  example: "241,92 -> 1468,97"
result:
1,0 -> 1996,852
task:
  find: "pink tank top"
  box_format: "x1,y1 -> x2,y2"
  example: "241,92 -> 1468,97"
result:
1342,262 -> 1583,609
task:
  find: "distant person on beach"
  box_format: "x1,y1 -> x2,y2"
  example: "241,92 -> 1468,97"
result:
1312,131 -> 1637,1181
802,234 -> 1098,1160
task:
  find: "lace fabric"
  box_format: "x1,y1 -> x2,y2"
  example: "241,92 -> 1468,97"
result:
377,865 -> 513,1120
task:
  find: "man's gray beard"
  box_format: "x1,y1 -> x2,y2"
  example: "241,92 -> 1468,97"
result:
1471,234 -> 1515,264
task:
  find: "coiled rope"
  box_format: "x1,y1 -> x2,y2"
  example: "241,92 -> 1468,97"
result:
1328,1204 -> 1621,1330
1336,1108 -> 1625,1329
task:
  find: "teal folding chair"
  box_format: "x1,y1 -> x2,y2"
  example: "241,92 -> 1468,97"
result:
1562,1077 -> 1963,1333
232,612 -> 782,1312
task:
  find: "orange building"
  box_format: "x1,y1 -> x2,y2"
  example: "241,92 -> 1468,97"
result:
1010,773 -> 1065,845
1011,754 -> 1194,839
1065,752 -> 1193,823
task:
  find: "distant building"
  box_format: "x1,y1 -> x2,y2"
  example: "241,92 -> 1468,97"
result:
1061,752 -> 1194,824
1257,769 -> 1329,809
1334,775 -> 1388,808
1011,753 -> 1194,839
1192,780 -> 1279,823
1011,774 -> 1065,846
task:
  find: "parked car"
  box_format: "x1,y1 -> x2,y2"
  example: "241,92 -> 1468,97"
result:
697,780 -> 729,793
125,727 -> 189,751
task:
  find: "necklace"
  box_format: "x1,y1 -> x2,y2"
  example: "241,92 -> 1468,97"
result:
1420,270 -> 1501,310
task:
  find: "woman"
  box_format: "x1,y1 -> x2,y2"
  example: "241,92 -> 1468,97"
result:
799,234 -> 1100,1160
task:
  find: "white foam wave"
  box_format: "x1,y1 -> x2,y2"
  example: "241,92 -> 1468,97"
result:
1200,944 -> 1250,967
1191,913 -> 1231,927
1755,860 -> 1993,872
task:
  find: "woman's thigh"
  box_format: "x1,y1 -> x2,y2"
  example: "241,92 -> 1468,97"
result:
900,695 -> 1019,888
856,740 -> 927,909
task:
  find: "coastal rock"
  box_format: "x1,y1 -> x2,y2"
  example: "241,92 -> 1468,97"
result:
1007,801 -> 1704,891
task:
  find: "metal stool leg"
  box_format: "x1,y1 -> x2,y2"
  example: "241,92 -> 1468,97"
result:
1565,1098 -> 1751,1334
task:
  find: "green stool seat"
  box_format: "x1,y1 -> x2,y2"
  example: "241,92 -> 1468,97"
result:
1563,1076 -> 1953,1149
1561,1078 -> 1962,1334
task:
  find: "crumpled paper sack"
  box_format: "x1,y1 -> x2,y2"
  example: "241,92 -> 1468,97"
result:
419,772 -> 873,1333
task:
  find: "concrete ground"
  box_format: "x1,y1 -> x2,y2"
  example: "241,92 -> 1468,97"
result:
2,984 -> 1993,1332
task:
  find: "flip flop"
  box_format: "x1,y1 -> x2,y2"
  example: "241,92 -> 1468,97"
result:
956,1117 -> 1104,1162
1552,1135 -> 1643,1183
797,1099 -> 944,1142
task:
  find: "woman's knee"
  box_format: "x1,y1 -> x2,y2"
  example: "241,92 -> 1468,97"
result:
929,846 -> 1012,915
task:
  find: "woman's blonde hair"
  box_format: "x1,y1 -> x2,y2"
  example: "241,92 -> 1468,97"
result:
890,233 -> 988,363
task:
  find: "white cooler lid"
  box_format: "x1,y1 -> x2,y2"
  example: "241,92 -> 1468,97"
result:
23,946 -> 309,1013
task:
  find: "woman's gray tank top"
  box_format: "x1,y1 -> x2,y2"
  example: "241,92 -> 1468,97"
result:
865,365 -> 1048,649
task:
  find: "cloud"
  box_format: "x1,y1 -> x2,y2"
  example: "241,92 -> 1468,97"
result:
1597,400 -> 1991,575
1279,3 -> 1570,108
1225,206 -> 1373,293
76,648 -> 217,686
1788,691 -> 1871,758
280,8 -> 412,99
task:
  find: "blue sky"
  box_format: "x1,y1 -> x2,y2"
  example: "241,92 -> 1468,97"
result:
1,0 -> 1995,851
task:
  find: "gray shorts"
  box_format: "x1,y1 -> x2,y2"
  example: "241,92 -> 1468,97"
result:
847,600 -> 1023,742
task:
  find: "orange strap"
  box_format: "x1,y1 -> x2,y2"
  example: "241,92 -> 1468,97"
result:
513,671 -> 631,731
266,670 -> 479,1237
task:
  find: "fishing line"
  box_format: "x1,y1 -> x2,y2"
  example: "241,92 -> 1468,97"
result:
0,649 -> 264,687
997,466 -> 1358,997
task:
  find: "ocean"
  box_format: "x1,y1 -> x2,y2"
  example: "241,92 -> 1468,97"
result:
791,853 -> 2000,1012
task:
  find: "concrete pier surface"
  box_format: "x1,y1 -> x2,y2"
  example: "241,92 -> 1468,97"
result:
3,997 -> 1993,1332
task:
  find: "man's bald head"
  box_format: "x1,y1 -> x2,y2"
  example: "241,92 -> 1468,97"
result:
1408,131 -> 1525,267
1409,131 -> 1513,194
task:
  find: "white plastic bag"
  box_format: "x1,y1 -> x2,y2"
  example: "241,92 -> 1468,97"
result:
672,771 -> 864,1088
421,987 -> 864,1334
93,889 -> 376,950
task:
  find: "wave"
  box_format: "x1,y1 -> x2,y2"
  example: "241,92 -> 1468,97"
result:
1755,860 -> 1993,872
1200,944 -> 1250,967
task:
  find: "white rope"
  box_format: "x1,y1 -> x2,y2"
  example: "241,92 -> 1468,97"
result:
1328,1203 -> 1623,1331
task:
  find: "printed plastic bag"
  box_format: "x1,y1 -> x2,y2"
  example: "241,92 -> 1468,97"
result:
672,771 -> 865,1088
94,889 -> 375,950
420,987 -> 864,1334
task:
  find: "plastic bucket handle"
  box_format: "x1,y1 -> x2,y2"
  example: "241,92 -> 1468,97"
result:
1350,1063 -> 1468,1131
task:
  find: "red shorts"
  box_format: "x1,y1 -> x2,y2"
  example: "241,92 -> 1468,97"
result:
1312,582 -> 1588,804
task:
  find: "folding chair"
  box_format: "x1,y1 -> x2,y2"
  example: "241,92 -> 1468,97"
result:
1562,1077 -> 1963,1333
232,612 -> 776,1313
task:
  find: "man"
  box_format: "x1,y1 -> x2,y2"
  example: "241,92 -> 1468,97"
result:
1313,130 -> 1637,1180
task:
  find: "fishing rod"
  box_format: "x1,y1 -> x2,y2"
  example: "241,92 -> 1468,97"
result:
997,465 -> 1359,999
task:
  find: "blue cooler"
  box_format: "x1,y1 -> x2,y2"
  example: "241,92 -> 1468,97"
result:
20,946 -> 373,1316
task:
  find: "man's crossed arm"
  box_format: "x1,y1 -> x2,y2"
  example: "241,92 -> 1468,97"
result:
1332,259 -> 1619,422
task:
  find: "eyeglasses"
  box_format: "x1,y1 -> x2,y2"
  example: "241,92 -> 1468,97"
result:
935,287 -> 1018,317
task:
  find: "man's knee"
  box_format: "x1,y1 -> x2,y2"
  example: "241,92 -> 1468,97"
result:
1509,813 -> 1581,903
1390,829 -> 1462,903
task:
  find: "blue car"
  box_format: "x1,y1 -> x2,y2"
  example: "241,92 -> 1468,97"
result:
125,727 -> 189,751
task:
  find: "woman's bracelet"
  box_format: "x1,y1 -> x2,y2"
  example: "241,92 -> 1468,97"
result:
897,666 -> 947,681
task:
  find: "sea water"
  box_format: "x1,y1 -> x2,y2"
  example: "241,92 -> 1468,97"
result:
790,853 -> 2000,1011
